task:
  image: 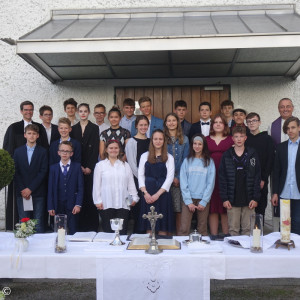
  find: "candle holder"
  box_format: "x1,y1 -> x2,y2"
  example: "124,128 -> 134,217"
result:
250,214 -> 263,253
54,214 -> 67,253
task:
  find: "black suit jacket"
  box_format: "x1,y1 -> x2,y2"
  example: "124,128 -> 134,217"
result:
189,121 -> 202,140
3,120 -> 48,156
272,141 -> 300,196
71,121 -> 99,170
13,144 -> 48,197
40,124 -> 60,148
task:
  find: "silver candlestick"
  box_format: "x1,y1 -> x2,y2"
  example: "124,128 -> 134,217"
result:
143,206 -> 163,254
110,218 -> 125,246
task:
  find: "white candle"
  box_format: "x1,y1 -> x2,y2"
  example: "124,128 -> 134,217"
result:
280,199 -> 291,243
57,228 -> 66,248
253,228 -> 261,248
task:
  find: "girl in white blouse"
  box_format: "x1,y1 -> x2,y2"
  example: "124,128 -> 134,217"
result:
93,139 -> 139,234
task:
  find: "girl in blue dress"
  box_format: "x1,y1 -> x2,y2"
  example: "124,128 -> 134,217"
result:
138,129 -> 175,235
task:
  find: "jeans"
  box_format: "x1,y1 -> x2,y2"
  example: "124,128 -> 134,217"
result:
17,196 -> 45,233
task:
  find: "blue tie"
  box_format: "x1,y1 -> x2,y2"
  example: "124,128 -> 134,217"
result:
63,164 -> 69,176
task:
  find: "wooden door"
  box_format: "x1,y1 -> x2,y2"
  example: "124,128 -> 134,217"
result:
115,85 -> 230,123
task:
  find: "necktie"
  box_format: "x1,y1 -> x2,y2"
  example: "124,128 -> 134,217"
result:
201,122 -> 210,125
63,164 -> 69,176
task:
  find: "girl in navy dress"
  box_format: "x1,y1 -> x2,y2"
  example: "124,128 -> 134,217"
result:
138,129 -> 175,235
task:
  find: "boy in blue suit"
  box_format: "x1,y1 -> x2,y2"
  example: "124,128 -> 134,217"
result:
48,141 -> 84,234
131,96 -> 163,137
49,117 -> 81,165
13,124 -> 48,233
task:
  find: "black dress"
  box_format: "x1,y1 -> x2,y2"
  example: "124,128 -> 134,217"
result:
138,158 -> 174,233
71,121 -> 99,232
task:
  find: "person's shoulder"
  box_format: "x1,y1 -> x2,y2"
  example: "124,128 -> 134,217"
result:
14,144 -> 26,155
35,144 -> 47,154
152,115 -> 163,122
50,162 -> 59,171
140,151 -> 149,160
167,152 -> 175,161
183,135 -> 189,143
191,121 -> 200,127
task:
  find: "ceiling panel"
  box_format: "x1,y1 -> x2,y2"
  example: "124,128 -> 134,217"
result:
112,65 -> 170,78
52,66 -> 113,79
173,63 -> 230,77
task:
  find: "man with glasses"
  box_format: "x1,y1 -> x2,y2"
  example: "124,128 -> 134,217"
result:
94,104 -> 109,136
246,113 -> 275,221
3,101 -> 47,230
268,98 -> 294,145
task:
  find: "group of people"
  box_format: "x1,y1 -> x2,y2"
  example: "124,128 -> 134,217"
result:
3,95 -> 300,238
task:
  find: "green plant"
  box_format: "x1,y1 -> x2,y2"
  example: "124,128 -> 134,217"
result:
0,149 -> 15,191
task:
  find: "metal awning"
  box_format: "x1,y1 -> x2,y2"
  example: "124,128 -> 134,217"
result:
13,5 -> 300,82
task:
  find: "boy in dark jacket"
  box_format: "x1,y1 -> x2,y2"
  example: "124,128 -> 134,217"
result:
245,112 -> 275,220
219,126 -> 261,236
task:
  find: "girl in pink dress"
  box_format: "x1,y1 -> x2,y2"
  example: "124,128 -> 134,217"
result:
206,114 -> 233,238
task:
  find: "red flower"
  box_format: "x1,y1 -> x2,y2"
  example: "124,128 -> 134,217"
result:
283,220 -> 290,226
21,218 -> 30,222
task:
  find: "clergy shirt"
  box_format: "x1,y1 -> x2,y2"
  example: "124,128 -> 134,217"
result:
120,115 -> 136,132
26,144 -> 36,164
59,160 -> 71,173
281,138 -> 300,200
200,119 -> 211,137
267,118 -> 289,143
42,124 -> 52,145
138,152 -> 175,192
92,159 -> 139,209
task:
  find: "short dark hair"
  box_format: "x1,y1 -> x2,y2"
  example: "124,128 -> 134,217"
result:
39,105 -> 53,116
94,104 -> 106,112
59,140 -> 73,151
220,100 -> 234,109
199,101 -> 211,111
174,100 -> 187,109
123,98 -> 135,107
58,117 -> 71,127
233,108 -> 247,116
138,96 -> 152,106
232,126 -> 246,136
20,101 -> 34,111
25,124 -> 39,134
283,117 -> 300,134
246,112 -> 260,121
63,98 -> 77,110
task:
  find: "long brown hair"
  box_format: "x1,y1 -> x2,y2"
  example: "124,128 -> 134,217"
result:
209,114 -> 230,137
104,139 -> 122,161
163,112 -> 184,144
188,134 -> 211,167
148,129 -> 168,164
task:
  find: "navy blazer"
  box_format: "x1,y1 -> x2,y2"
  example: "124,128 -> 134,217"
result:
49,138 -> 81,165
189,121 -> 202,140
40,123 -> 60,149
47,162 -> 84,212
131,115 -> 163,136
13,144 -> 48,197
272,141 -> 300,196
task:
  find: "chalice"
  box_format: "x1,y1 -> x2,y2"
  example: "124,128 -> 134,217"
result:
110,218 -> 125,246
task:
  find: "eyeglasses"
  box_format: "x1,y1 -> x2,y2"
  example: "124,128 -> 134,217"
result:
43,114 -> 52,117
279,105 -> 293,109
58,150 -> 72,154
246,119 -> 259,124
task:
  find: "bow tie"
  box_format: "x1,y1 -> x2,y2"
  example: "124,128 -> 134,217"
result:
201,122 -> 210,125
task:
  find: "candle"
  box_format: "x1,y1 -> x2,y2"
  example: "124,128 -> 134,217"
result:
280,199 -> 291,243
57,228 -> 66,248
253,227 -> 261,248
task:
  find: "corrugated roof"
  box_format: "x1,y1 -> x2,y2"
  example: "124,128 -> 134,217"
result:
14,5 -> 300,82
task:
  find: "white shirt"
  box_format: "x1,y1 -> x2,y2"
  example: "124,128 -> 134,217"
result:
138,152 -> 175,192
23,120 -> 32,131
93,159 -> 139,209
200,118 -> 211,137
60,160 -> 71,173
42,124 -> 52,145
98,123 -> 110,137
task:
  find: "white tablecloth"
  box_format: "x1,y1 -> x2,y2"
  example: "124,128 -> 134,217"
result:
1,232 -> 300,299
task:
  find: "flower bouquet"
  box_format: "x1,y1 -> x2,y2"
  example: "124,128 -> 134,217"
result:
14,218 -> 38,238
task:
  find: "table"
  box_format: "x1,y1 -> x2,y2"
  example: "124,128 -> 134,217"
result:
1,232 -> 300,299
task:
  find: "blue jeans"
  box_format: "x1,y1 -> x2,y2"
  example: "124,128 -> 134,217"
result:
291,199 -> 300,235
17,196 -> 45,233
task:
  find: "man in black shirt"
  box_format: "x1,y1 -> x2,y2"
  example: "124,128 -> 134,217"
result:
246,112 -> 275,221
